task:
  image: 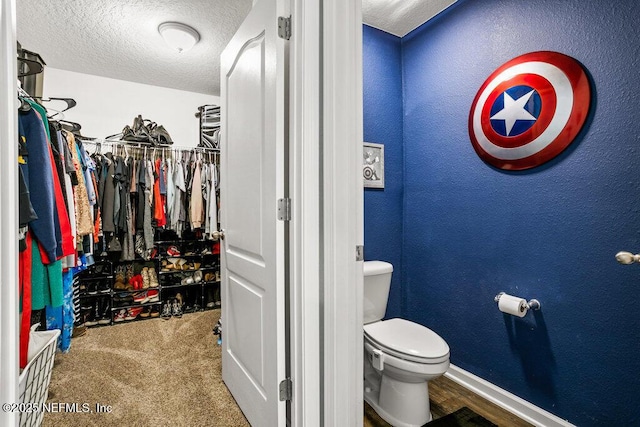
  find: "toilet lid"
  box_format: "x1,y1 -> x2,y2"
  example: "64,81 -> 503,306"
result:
364,318 -> 450,364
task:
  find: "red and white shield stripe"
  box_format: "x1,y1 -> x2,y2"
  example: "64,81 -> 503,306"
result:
468,51 -> 590,170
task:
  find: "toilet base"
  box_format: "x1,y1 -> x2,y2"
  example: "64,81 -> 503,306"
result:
364,371 -> 432,427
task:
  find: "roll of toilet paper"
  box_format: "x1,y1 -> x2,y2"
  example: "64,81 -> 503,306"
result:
498,294 -> 528,317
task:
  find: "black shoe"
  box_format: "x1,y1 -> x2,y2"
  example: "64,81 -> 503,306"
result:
85,302 -> 99,327
97,299 -> 111,325
161,301 -> 172,319
97,281 -> 111,293
171,299 -> 183,318
87,283 -> 98,295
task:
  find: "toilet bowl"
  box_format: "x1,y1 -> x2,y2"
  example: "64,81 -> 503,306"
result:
363,261 -> 450,427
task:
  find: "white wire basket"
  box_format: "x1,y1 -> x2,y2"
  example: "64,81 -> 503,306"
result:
18,328 -> 60,427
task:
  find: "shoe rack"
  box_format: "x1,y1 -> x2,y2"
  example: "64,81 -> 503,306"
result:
155,235 -> 221,319
78,231 -> 220,328
78,262 -> 114,327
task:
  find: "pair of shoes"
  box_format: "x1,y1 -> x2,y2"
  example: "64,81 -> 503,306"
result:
133,289 -> 160,304
125,307 -> 144,321
132,290 -> 159,304
204,272 -> 215,282
113,308 -> 127,322
125,264 -> 134,283
193,270 -> 203,283
128,274 -> 144,290
133,291 -> 149,304
166,245 -> 181,256
181,275 -> 194,286
161,301 -> 172,319
141,267 -> 151,289
97,280 -> 110,293
150,305 -> 160,318
148,267 -> 159,288
87,299 -> 111,326
163,257 -> 186,271
113,293 -> 134,307
114,265 -> 127,290
172,298 -> 183,318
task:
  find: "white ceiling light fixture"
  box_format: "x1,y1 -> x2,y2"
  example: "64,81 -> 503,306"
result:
158,22 -> 200,53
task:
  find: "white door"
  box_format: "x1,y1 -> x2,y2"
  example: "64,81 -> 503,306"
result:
220,0 -> 287,425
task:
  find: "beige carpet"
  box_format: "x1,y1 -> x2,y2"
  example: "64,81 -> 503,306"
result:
43,309 -> 249,427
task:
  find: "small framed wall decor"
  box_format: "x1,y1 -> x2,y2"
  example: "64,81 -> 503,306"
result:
363,142 -> 384,189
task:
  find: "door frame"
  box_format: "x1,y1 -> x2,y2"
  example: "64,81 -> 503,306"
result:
290,0 -> 363,425
0,0 -> 20,426
0,0 -> 364,424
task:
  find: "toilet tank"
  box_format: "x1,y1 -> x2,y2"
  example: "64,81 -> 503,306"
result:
363,261 -> 393,324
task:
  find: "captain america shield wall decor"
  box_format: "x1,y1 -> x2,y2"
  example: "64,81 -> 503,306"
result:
468,51 -> 591,170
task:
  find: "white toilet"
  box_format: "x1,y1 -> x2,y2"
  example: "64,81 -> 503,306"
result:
363,261 -> 450,427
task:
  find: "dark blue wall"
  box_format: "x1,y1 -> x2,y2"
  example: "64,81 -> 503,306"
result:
363,25 -> 404,319
363,0 -> 640,425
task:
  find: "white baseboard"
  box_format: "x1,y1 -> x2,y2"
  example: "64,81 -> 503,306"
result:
444,364 -> 575,427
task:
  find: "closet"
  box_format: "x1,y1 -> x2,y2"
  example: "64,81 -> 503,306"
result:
73,142 -> 222,327
15,43 -> 223,423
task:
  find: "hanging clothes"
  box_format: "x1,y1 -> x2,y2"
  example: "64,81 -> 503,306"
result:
165,158 -> 174,228
120,156 -> 135,261
66,131 -> 93,238
143,159 -> 154,251
189,155 -> 203,230
18,233 -> 33,368
154,157 -> 166,227
101,153 -> 116,234
171,158 -> 186,236
45,270 -> 74,353
59,130 -> 77,269
19,107 -> 58,263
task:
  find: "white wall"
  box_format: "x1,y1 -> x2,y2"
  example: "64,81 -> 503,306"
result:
43,67 -> 219,147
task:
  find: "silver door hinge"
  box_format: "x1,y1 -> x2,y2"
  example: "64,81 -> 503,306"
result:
278,198 -> 292,221
356,245 -> 364,261
279,378 -> 292,401
278,16 -> 291,40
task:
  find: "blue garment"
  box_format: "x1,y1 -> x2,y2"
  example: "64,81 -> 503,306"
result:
46,270 -> 74,352
80,144 -> 97,206
18,109 -> 58,263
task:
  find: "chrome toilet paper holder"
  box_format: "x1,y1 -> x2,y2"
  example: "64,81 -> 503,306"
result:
494,292 -> 541,311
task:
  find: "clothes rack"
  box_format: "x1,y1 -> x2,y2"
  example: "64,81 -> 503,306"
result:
80,138 -> 220,154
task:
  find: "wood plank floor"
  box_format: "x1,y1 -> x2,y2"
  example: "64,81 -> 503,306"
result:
364,375 -> 534,427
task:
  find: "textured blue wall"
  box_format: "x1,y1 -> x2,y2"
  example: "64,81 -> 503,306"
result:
399,0 -> 640,425
363,25 -> 404,319
363,0 -> 640,424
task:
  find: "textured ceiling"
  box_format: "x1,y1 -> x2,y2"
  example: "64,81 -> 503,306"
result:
362,0 -> 458,37
17,0 -> 252,95
17,0 -> 453,96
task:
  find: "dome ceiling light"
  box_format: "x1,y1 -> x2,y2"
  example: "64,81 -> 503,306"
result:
158,22 -> 200,53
